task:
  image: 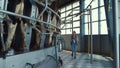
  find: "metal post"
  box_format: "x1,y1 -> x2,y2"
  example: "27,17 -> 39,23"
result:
65,7 -> 67,34
98,0 -> 101,34
54,34 -> 58,65
0,19 -> 5,51
98,0 -> 101,55
72,4 -> 73,32
25,4 -> 37,51
89,5 -> 93,64
79,0 -> 85,52
34,0 -> 61,22
38,0 -> 48,17
87,10 -> 90,54
0,0 -> 8,52
114,0 -> 119,68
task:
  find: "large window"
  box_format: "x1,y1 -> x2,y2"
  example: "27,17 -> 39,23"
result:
60,1 -> 80,35
84,0 -> 108,35
60,0 -> 108,35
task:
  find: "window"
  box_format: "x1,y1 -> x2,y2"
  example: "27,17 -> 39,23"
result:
60,1 -> 80,35
92,9 -> 98,21
85,0 -> 91,8
85,11 -> 90,23
60,0 -> 108,35
73,7 -> 79,14
73,21 -> 80,27
84,0 -> 108,35
73,16 -> 79,21
100,7 -> 106,20
91,0 -> 98,8
61,13 -> 65,18
66,24 -> 72,29
85,24 -> 89,35
61,30 -> 65,35
66,29 -> 72,34
85,0 -> 98,8
101,21 -> 108,34
73,1 -> 79,7
73,28 -> 80,34
61,8 -> 65,13
92,22 -> 98,34
101,0 -> 104,6
66,5 -> 72,10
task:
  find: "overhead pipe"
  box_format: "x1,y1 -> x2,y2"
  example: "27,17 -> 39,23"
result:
34,0 -> 61,22
38,0 -> 48,18
0,10 -> 59,29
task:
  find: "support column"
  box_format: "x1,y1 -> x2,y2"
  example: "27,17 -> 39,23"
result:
89,5 -> 93,64
114,0 -> 119,68
104,0 -> 114,57
79,0 -> 85,52
72,3 -> 73,32
98,0 -> 101,55
65,7 -> 67,34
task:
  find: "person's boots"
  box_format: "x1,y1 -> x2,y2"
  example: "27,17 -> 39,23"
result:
71,52 -> 73,57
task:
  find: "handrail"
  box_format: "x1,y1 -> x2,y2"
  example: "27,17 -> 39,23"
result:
0,9 -> 59,29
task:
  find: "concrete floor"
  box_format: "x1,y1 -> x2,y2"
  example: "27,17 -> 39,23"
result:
59,50 -> 113,68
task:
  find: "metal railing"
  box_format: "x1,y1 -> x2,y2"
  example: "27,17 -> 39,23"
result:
0,0 -> 61,55
0,0 -> 61,29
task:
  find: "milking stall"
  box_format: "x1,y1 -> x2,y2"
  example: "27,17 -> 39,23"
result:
0,0 -> 119,68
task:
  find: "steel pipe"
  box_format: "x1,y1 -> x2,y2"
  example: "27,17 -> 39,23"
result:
34,0 -> 61,22
115,0 -> 120,68
0,10 -> 59,29
38,0 -> 48,18
0,19 -> 5,51
90,5 -> 93,64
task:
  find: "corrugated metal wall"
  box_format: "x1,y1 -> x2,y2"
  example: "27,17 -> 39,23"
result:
62,34 -> 113,57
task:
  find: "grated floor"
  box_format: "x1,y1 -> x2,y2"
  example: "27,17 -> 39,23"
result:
59,50 -> 113,68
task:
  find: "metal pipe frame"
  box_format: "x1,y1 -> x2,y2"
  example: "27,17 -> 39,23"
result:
89,5 -> 93,64
65,6 -> 67,34
98,0 -> 101,34
60,5 -> 80,14
61,5 -> 104,19
34,0 -> 61,22
87,10 -> 90,54
0,0 -> 8,52
98,0 -> 102,56
0,10 -> 59,29
79,0 -> 85,53
38,0 -> 48,18
61,26 -> 80,30
61,13 -> 89,25
61,19 -> 106,30
0,19 -> 5,51
115,0 -> 119,68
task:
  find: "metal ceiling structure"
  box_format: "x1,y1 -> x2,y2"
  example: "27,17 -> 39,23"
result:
57,0 -> 79,8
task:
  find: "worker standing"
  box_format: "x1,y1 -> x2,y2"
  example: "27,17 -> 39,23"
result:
71,31 -> 78,59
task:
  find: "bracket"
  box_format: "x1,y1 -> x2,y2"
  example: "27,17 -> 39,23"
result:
25,5 -> 38,51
